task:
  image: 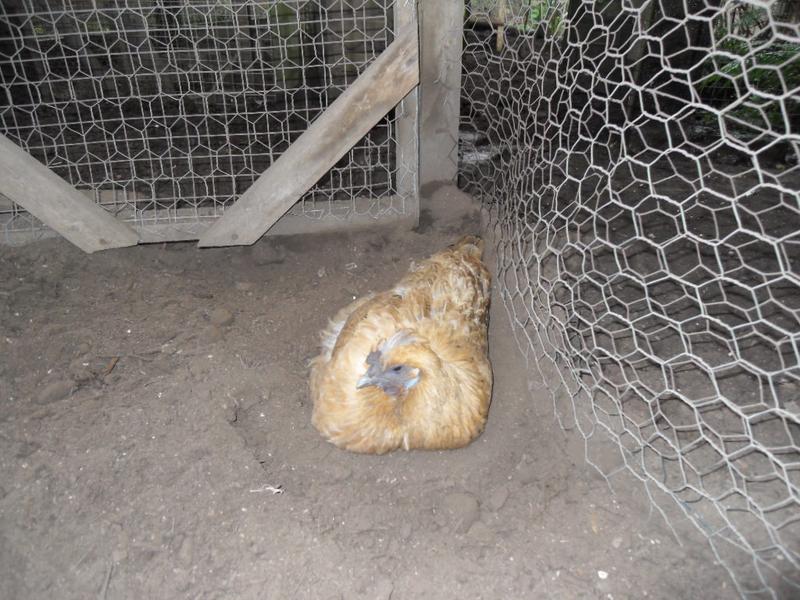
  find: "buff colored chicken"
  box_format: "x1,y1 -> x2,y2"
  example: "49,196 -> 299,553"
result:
310,236 -> 492,454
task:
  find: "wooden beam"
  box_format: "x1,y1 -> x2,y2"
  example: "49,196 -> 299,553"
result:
0,134 -> 139,253
394,0 -> 420,226
198,26 -> 419,248
419,0 -> 464,187
0,199 -> 415,246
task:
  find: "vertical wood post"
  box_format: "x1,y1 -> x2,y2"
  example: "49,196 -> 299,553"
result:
418,0 -> 464,189
394,0 -> 420,225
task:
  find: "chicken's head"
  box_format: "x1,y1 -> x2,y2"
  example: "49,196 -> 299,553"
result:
356,331 -> 422,397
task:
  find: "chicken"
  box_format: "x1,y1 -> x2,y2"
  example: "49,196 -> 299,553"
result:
310,235 -> 492,454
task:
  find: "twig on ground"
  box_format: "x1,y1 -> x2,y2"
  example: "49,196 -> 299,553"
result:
99,561 -> 114,600
103,356 -> 119,376
249,484 -> 284,495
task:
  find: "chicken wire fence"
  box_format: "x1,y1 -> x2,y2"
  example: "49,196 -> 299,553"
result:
458,0 -> 799,597
0,0 -> 416,244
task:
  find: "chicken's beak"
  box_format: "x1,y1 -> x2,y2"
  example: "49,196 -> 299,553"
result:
356,375 -> 373,389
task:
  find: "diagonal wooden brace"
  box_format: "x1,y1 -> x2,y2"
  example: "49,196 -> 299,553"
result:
0,134 -> 139,253
198,26 -> 419,248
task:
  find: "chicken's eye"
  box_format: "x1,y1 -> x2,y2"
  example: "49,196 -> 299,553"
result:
391,365 -> 403,372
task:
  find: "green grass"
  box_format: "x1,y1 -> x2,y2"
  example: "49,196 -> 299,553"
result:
696,39 -> 800,133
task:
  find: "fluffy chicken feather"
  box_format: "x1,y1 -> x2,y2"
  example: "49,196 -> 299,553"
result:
310,235 -> 492,454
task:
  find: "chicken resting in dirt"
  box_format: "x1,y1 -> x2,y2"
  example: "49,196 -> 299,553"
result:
310,236 -> 492,454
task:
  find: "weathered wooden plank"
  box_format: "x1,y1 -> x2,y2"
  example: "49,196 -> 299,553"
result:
198,26 -> 419,248
1,199 -> 415,247
394,0 -> 420,225
419,0 -> 463,187
0,134 -> 139,253
137,199 -> 414,243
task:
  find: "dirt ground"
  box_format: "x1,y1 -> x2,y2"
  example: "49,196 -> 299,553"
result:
1,187 -> 736,599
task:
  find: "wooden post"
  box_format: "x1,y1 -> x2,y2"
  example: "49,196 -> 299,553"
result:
418,0 -> 464,188
198,26 -> 420,248
0,134 -> 139,253
394,0 -> 420,225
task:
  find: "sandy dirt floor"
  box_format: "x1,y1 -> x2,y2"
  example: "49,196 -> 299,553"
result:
1,187 -> 737,598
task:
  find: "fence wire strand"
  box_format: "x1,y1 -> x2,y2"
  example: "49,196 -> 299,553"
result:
460,0 -> 800,597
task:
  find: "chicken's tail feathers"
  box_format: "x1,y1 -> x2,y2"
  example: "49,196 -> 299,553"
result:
451,235 -> 484,257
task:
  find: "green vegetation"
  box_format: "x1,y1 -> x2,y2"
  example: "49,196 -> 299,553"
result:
521,0 -> 567,36
695,4 -> 800,135
467,0 -> 568,37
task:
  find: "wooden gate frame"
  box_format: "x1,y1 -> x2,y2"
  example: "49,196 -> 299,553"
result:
0,1 -> 465,252
198,24 -> 419,247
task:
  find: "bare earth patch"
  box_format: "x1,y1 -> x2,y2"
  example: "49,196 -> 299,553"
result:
0,188 -> 734,598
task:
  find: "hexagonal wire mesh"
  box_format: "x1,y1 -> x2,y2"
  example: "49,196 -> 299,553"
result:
459,0 -> 799,597
0,0 -> 416,243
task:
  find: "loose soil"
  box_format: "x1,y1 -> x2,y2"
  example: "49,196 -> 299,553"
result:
0,187 -> 734,599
